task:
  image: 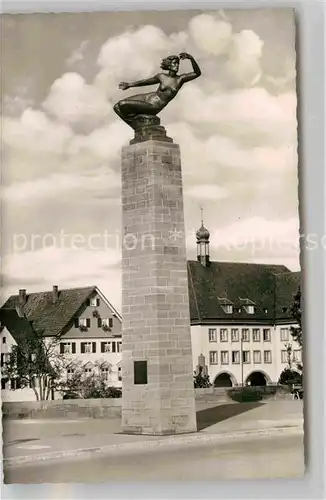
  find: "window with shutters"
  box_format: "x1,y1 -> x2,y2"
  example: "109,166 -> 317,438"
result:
80,318 -> 87,327
90,297 -> 100,307
81,342 -> 96,354
84,342 -> 91,354
117,341 -> 122,353
101,342 -> 112,353
60,342 -> 72,354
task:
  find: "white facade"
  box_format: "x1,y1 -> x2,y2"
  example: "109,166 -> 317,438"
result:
191,323 -> 302,386
1,327 -> 37,401
0,287 -> 123,402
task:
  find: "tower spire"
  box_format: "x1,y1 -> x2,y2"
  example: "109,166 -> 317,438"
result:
196,207 -> 210,267
200,205 -> 204,226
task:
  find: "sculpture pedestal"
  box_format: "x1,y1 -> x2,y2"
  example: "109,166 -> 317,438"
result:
121,124 -> 197,435
130,115 -> 173,144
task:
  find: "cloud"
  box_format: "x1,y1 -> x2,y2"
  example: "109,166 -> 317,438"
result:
167,122 -> 297,184
68,120 -> 129,160
167,85 -> 297,145
2,109 -> 128,188
42,72 -> 112,130
226,29 -> 264,86
188,14 -> 232,56
210,216 -> 299,256
2,247 -> 122,310
66,40 -> 89,66
1,167 -> 121,205
3,108 -> 73,155
188,14 -> 264,86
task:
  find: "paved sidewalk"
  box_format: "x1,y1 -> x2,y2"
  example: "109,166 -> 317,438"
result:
3,400 -> 304,466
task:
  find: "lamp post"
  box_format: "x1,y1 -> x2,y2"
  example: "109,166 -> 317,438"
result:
240,330 -> 244,388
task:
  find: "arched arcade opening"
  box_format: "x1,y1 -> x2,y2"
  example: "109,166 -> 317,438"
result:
214,372 -> 236,388
246,371 -> 270,387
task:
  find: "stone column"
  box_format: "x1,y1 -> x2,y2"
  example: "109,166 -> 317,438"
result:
121,116 -> 197,435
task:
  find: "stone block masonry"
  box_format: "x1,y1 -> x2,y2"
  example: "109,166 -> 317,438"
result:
121,137 -> 197,435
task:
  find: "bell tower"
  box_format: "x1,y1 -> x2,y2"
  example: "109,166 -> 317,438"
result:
196,207 -> 210,267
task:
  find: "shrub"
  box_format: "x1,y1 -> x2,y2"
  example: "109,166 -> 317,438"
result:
278,368 -> 302,386
228,387 -> 264,402
194,366 -> 211,388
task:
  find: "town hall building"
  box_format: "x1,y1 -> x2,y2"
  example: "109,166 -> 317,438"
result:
189,220 -> 301,387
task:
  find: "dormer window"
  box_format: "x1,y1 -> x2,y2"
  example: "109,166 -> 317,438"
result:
239,298 -> 255,315
218,297 -> 233,314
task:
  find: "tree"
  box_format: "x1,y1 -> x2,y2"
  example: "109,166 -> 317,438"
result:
290,285 -> 303,347
62,363 -> 122,399
3,329 -> 67,401
278,368 -> 302,386
194,366 -> 211,388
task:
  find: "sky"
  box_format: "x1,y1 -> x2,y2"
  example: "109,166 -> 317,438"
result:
1,8 -> 299,311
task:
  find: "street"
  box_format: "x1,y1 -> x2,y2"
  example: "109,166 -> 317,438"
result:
4,432 -> 304,483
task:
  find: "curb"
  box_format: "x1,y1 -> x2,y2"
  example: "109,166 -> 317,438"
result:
4,424 -> 303,467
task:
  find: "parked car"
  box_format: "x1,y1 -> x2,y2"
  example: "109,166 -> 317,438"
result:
292,385 -> 303,399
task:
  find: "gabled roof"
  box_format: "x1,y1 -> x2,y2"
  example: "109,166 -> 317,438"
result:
1,285 -> 120,338
187,260 -> 299,324
0,309 -> 36,344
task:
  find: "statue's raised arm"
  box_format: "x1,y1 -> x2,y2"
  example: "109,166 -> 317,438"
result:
113,53 -> 201,129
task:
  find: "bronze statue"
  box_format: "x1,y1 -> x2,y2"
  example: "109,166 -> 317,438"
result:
113,53 -> 201,128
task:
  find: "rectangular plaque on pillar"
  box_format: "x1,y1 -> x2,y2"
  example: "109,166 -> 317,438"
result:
121,131 -> 197,436
134,361 -> 148,385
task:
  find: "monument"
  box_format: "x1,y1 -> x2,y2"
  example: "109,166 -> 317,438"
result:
116,52 -> 201,435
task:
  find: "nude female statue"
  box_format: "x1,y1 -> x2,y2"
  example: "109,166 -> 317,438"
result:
113,53 -> 201,128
